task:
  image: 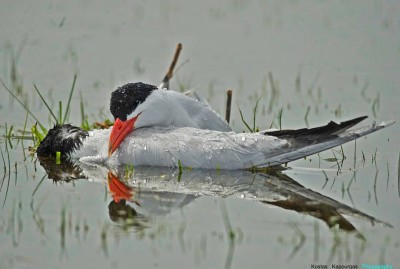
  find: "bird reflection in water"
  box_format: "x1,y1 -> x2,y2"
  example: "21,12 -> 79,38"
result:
37,157 -> 392,234
106,172 -> 149,231
38,156 -> 86,182
107,171 -> 139,205
38,157 -> 149,230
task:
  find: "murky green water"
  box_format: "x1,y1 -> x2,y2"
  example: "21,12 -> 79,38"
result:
1,1 -> 399,268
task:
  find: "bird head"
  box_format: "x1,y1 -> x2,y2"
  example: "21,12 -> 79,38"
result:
36,124 -> 88,158
108,82 -> 158,156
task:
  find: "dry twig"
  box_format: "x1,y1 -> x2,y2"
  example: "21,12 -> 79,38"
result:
160,43 -> 182,90
225,90 -> 232,123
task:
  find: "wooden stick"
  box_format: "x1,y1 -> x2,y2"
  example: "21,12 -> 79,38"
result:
225,90 -> 232,123
160,43 -> 182,90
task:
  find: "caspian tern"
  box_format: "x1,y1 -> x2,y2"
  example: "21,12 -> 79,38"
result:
36,116 -> 394,170
108,82 -> 232,156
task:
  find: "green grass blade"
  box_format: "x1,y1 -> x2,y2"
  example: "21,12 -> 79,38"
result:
177,159 -> 183,182
22,110 -> 29,137
31,123 -> 45,145
59,101 -> 62,124
80,92 -> 85,125
304,106 -> 310,127
1,77 -> 46,130
56,151 -> 61,164
396,152 -> 400,197
3,124 -> 11,207
7,125 -> 14,138
39,124 -> 48,135
79,92 -> 90,130
278,108 -> 283,130
31,175 -> 47,198
62,74 -> 77,124
0,145 -> 6,174
33,84 -> 58,124
237,105 -> 252,133
253,95 -> 262,132
0,149 -> 6,198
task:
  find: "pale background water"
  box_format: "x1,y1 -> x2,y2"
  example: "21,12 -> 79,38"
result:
0,1 -> 400,268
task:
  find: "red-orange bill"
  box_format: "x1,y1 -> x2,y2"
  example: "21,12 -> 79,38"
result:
108,115 -> 140,156
107,172 -> 134,203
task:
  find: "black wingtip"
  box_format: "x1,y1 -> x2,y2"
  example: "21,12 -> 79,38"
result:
264,116 -> 369,138
340,115 -> 368,126
330,115 -> 368,134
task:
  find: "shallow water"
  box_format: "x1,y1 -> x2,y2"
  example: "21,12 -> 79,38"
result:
1,1 -> 400,268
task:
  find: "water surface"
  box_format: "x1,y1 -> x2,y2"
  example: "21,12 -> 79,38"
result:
1,1 -> 399,268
